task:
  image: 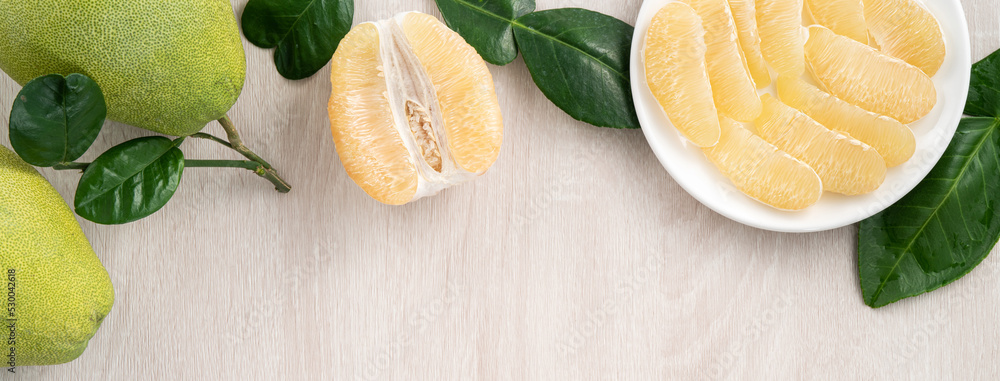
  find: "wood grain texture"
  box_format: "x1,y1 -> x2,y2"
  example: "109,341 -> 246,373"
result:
0,0 -> 997,379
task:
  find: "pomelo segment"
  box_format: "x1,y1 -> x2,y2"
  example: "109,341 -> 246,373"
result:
755,94 -> 887,195
330,23 -> 418,205
643,2 -> 721,147
400,13 -> 503,174
703,116 -> 822,210
805,0 -> 868,44
758,0 -> 805,75
727,0 -> 772,88
864,0 -> 946,76
777,76 -> 915,167
329,12 -> 503,205
681,0 -> 761,121
805,25 -> 936,124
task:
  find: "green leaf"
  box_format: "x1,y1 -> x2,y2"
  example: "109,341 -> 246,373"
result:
859,117 -> 1000,307
512,9 -> 639,129
858,50 -> 1000,307
966,49 -> 1000,118
241,0 -> 354,80
8,74 -> 106,167
434,0 -> 535,65
74,136 -> 185,225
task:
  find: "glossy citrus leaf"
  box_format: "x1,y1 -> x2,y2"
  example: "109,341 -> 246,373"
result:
966,49 -> 1000,117
434,0 -> 535,65
513,8 -> 639,129
8,74 -> 106,167
859,118 -> 1000,307
858,50 -> 1000,307
242,0 -> 354,80
74,136 -> 185,225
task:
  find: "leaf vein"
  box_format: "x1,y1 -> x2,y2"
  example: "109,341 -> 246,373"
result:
513,22 -> 628,82
274,0 -> 321,46
869,122 -> 999,303
446,0 -> 515,23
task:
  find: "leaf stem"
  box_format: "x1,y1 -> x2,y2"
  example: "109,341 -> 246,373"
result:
190,132 -> 233,149
53,162 -> 89,171
201,115 -> 291,193
56,160 -> 260,171
53,158 -> 292,194
54,116 -> 291,193
185,160 -> 260,169
217,116 -> 274,169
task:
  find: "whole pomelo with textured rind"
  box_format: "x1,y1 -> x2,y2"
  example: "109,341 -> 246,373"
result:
0,0 -> 245,136
0,146 -> 114,366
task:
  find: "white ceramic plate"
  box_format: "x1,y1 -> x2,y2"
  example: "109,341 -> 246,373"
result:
630,0 -> 972,233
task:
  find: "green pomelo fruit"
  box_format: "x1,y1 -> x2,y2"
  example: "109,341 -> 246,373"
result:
0,146 -> 114,366
0,0 -> 246,136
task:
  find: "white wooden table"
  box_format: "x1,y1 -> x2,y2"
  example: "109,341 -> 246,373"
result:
1,0 -> 997,379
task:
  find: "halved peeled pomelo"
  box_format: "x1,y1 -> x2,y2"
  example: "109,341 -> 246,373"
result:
777,76 -> 915,167
681,0 -> 761,121
804,25 -> 936,124
329,12 -> 503,205
864,0 -> 945,76
703,116 -> 822,210
644,2 -> 721,147
755,94 -> 887,195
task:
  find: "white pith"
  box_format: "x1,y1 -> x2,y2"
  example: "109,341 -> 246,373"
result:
373,13 -> 477,202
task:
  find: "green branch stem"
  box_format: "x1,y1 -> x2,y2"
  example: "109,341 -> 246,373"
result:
52,162 -> 90,171
58,159 -> 263,170
56,115 -> 292,193
190,132 -> 233,148
216,116 -> 274,169
198,116 -> 290,193
186,160 -> 263,169
54,159 -> 291,193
